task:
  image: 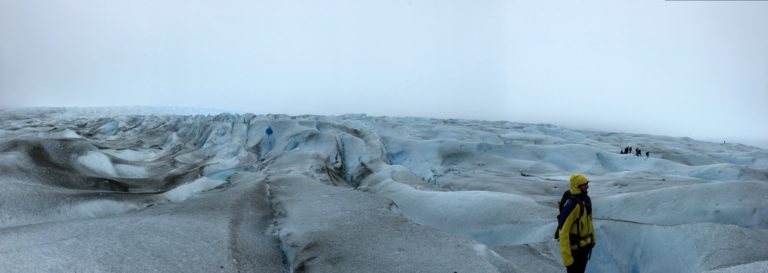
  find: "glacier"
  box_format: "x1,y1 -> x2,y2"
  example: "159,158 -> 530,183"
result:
0,107 -> 766,273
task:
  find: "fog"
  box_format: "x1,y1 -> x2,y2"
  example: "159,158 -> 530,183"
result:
1,0 -> 766,147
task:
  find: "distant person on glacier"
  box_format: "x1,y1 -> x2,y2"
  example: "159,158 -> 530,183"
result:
557,174 -> 596,273
259,126 -> 275,160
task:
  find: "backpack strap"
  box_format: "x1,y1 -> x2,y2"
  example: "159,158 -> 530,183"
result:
558,197 -> 579,228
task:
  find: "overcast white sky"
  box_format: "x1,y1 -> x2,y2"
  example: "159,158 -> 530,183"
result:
1,0 -> 766,148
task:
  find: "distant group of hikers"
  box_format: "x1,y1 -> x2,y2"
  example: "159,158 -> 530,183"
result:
621,146 -> 649,158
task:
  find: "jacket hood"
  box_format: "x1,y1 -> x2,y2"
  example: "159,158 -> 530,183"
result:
569,174 -> 590,194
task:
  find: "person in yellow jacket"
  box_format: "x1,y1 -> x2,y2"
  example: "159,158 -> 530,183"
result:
558,174 -> 595,273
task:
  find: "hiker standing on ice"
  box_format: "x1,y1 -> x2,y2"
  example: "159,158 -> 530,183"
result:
558,174 -> 596,273
259,126 -> 274,160
266,126 -> 274,148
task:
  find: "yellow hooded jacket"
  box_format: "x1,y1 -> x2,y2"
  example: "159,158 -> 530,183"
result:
558,174 -> 595,267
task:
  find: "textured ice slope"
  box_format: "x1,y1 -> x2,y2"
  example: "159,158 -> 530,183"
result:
0,108 -> 766,273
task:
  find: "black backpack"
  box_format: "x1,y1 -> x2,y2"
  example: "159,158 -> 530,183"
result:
554,190 -> 583,240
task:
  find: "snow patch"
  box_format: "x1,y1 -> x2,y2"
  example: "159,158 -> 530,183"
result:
61,129 -> 81,138
74,200 -> 143,218
102,149 -> 161,161
114,164 -> 149,178
76,151 -> 117,177
163,177 -> 227,202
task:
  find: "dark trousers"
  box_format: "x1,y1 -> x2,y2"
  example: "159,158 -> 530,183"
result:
566,248 -> 591,273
